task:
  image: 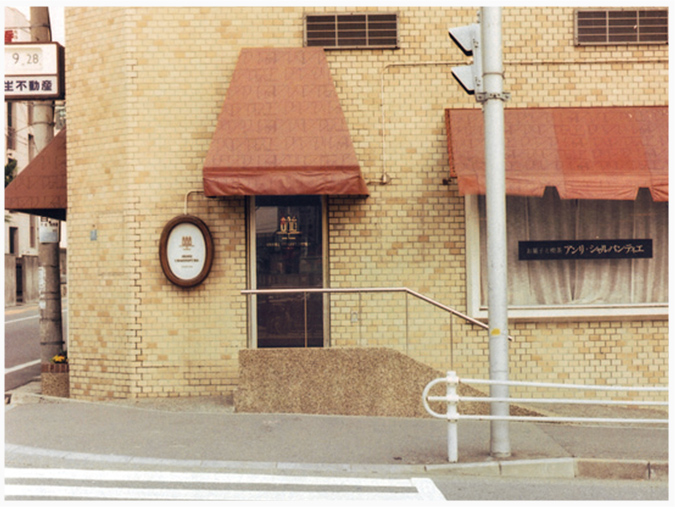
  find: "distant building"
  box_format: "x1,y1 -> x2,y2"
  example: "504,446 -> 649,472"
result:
5,7 -> 40,306
62,7 -> 667,404
4,7 -> 67,307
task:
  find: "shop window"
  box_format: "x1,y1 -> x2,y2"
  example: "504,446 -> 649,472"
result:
575,8 -> 668,45
466,188 -> 668,318
305,13 -> 398,49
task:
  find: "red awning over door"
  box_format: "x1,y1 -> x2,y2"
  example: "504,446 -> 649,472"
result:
446,106 -> 668,201
203,48 -> 369,197
5,127 -> 67,220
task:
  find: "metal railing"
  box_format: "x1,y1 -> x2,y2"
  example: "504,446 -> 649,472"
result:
242,287 -> 512,359
423,370 -> 668,463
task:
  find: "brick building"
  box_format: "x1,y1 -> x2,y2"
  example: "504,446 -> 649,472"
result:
63,7 -> 668,405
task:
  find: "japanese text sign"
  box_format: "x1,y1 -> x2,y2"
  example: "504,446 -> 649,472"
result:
519,239 -> 653,261
4,42 -> 65,100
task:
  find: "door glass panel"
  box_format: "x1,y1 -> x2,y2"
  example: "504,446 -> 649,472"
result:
255,196 -> 324,347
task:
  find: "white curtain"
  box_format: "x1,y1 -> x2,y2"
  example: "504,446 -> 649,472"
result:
479,188 -> 668,307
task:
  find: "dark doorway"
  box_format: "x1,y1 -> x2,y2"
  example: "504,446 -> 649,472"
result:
254,196 -> 324,347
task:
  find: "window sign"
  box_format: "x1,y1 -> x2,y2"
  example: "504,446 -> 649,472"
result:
519,239 -> 653,260
159,215 -> 214,288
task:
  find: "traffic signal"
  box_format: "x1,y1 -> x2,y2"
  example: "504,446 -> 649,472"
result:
448,23 -> 483,95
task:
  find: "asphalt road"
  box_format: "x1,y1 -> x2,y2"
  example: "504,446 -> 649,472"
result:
4,302 -> 68,391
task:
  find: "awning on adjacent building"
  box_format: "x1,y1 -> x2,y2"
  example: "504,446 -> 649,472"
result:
5,127 -> 67,221
203,48 -> 369,197
445,106 -> 668,201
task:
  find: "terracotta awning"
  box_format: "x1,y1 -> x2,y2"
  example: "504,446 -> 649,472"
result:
203,48 -> 369,197
446,106 -> 668,201
5,127 -> 67,221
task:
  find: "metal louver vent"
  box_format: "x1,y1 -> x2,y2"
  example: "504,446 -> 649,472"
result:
575,9 -> 668,45
305,13 -> 398,49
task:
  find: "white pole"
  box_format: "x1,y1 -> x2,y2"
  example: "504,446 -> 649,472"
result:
480,6 -> 511,458
446,371 -> 459,463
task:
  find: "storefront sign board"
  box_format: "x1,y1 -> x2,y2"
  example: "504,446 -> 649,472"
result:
4,42 -> 65,100
519,239 -> 652,260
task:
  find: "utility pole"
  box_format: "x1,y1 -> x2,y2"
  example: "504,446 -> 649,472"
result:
480,6 -> 510,458
30,7 -> 65,365
449,7 -> 511,458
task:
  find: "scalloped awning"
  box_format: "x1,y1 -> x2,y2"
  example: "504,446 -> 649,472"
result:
446,106 -> 668,201
203,48 -> 368,197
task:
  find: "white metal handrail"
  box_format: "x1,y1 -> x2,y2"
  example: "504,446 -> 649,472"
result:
423,371 -> 668,463
242,287 -> 514,352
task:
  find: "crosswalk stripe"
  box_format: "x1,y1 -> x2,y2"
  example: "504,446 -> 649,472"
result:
411,477 -> 448,501
5,468 -> 411,487
4,485 -> 427,501
4,468 -> 445,501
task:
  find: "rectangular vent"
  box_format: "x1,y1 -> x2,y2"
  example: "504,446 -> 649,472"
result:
305,13 -> 398,49
575,9 -> 668,45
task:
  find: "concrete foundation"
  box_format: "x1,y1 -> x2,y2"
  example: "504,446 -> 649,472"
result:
235,348 -> 503,418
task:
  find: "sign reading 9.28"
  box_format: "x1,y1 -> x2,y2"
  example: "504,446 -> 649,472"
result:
4,42 -> 65,100
9,47 -> 43,71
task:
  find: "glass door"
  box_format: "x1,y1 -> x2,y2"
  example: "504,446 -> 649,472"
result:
253,195 -> 325,348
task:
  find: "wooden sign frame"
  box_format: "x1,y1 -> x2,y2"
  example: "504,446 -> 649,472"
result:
159,215 -> 214,288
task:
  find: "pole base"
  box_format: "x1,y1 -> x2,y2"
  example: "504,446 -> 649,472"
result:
41,363 -> 70,398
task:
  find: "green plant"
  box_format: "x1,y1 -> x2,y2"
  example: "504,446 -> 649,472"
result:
5,158 -> 17,188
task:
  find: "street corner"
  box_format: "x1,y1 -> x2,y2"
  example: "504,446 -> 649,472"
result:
5,380 -> 64,409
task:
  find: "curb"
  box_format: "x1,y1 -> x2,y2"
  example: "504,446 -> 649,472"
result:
427,457 -> 667,481
576,458 -> 668,481
6,390 -> 88,408
5,444 -> 667,481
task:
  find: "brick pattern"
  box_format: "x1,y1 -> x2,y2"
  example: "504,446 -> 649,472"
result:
65,7 -> 668,401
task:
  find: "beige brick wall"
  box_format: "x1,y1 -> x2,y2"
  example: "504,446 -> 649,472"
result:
66,7 -> 668,401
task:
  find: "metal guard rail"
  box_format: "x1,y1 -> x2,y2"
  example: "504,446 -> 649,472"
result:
241,286 -> 514,341
423,371 -> 668,463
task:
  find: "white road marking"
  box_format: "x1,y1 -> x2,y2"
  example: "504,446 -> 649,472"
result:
4,314 -> 39,324
5,307 -> 67,324
5,485 -> 428,501
5,468 -> 446,501
5,359 -> 41,375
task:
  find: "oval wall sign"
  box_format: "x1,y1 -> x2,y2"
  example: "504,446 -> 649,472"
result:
159,215 -> 214,288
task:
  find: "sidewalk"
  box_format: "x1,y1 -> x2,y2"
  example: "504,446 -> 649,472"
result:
5,380 -> 668,481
